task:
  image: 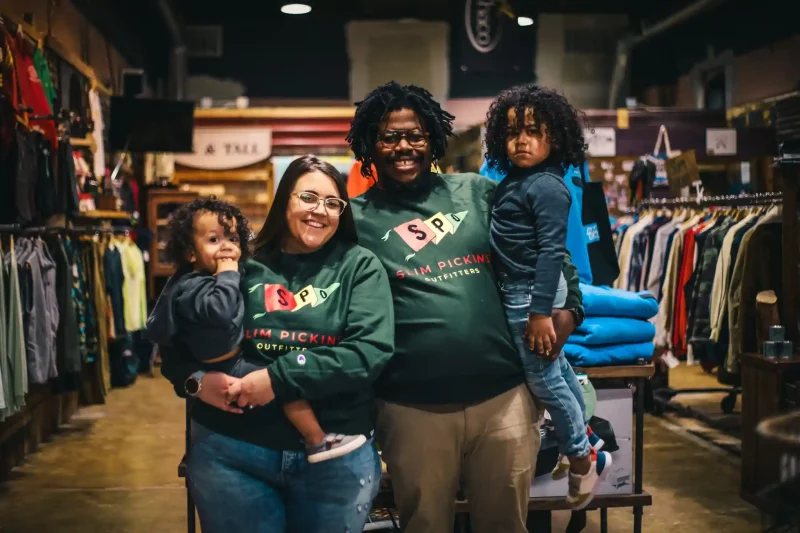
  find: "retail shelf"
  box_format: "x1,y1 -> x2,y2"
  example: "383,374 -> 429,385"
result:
576,364 -> 656,379
175,170 -> 270,182
78,210 -> 133,220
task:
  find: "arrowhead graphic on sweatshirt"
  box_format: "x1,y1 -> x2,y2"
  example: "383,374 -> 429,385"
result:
382,211 -> 468,261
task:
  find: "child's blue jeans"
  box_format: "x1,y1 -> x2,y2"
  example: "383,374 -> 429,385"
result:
499,275 -> 590,458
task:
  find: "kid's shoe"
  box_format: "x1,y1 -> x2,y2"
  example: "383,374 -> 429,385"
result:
587,425 -> 605,451
552,426 -> 605,480
306,434 -> 367,464
566,450 -> 612,510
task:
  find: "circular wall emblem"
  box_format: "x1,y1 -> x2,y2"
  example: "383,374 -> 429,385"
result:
465,0 -> 504,54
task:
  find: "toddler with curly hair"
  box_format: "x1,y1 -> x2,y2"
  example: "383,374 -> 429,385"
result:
146,197 -> 365,463
485,84 -> 611,509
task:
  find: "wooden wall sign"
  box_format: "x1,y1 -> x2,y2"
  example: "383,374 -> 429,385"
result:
174,127 -> 272,170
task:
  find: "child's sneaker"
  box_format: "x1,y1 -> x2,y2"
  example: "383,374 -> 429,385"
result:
552,427 -> 605,480
306,434 -> 367,464
587,425 -> 605,451
566,450 -> 612,510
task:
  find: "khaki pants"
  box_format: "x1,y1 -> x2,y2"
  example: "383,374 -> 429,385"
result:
376,384 -> 539,533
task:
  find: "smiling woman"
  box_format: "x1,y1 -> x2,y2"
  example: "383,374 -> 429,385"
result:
253,155 -> 358,258
158,153 -> 394,533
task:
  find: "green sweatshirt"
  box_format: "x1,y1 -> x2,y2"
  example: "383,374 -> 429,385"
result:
160,239 -> 395,451
351,172 -> 582,405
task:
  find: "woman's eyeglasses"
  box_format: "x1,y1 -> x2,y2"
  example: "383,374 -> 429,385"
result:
378,130 -> 428,149
293,191 -> 348,216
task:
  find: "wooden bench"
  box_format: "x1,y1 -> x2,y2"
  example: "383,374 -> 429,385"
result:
178,364 -> 654,533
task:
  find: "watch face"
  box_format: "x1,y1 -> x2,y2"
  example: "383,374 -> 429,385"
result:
185,377 -> 200,395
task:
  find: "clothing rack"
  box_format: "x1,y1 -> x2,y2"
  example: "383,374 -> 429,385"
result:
0,224 -> 131,235
642,191 -> 784,425
640,191 -> 783,208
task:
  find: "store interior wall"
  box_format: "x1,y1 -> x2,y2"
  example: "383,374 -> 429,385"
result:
535,13 -> 629,109
642,34 -> 800,109
2,0 -> 130,89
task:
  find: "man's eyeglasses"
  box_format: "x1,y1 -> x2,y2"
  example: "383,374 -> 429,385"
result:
378,130 -> 428,149
292,191 -> 348,216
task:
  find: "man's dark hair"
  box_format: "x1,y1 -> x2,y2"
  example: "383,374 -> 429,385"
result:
484,83 -> 587,173
346,81 -> 456,177
166,197 -> 252,269
253,155 -> 358,260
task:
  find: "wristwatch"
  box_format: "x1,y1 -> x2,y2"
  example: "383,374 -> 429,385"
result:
566,307 -> 585,328
184,370 -> 206,397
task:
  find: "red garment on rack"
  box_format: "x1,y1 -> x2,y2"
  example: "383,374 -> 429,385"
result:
672,222 -> 707,353
15,36 -> 57,149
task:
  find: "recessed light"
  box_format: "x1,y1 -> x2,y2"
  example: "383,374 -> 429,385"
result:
517,16 -> 534,27
281,3 -> 312,15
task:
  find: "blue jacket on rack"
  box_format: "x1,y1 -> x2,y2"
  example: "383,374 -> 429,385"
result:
480,160 -> 593,284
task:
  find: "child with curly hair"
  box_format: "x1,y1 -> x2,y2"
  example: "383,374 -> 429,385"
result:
485,84 -> 611,509
146,197 -> 366,463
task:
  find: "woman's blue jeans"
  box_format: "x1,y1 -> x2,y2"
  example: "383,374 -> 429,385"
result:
187,422 -> 382,533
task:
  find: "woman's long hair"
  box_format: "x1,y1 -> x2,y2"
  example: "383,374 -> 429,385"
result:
253,155 -> 358,260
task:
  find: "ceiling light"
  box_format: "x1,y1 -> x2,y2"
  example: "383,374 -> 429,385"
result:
517,16 -> 534,27
281,3 -> 312,15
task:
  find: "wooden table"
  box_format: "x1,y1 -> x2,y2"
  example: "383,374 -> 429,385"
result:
373,364 -> 655,533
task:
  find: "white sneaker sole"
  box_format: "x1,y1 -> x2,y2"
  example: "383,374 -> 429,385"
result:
307,435 -> 368,464
569,452 -> 613,511
594,437 -> 605,451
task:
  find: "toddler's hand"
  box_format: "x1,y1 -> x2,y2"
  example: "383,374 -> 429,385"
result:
525,314 -> 557,358
215,257 -> 239,274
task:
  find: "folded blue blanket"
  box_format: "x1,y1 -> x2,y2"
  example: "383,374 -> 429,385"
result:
568,317 -> 655,346
580,284 -> 658,319
564,341 -> 655,367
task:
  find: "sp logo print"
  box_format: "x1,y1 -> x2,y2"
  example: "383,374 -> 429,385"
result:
465,0 -> 503,53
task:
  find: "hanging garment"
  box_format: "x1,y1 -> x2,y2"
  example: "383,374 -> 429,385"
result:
56,138 -> 81,218
105,245 -> 126,336
477,160 -> 596,284
14,237 -> 58,384
46,235 -> 81,388
12,129 -> 38,225
0,246 -> 7,417
32,48 -> 56,112
6,236 -> 28,409
687,217 -> 737,361
726,215 -> 783,374
0,22 -> 21,110
565,162 -> 592,285
708,212 -> 761,341
90,238 -> 111,393
34,133 -> 56,222
582,179 -> 618,287
88,89 -> 106,180
14,37 -> 57,149
119,239 -> 147,332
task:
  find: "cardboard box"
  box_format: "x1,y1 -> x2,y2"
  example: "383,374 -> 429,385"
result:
531,387 -> 634,498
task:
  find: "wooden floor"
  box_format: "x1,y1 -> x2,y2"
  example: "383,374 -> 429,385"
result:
0,369 -> 763,532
